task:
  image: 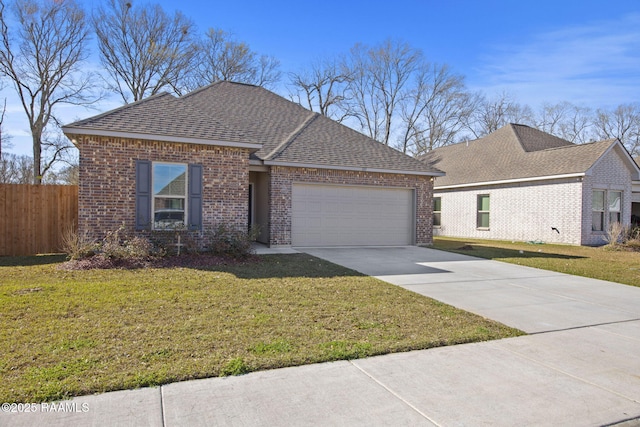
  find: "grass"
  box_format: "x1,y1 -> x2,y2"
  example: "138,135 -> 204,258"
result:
433,237 -> 640,287
0,253 -> 522,403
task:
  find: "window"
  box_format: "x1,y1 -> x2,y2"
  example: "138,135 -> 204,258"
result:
477,194 -> 490,229
609,191 -> 622,224
153,163 -> 187,229
592,190 -> 605,231
592,189 -> 623,232
433,197 -> 441,227
135,160 -> 202,231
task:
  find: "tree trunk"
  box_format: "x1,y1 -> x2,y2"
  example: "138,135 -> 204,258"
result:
32,135 -> 41,185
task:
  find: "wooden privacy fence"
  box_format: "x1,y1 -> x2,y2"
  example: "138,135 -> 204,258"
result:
0,184 -> 78,256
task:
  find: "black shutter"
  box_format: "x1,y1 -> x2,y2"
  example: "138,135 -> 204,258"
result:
188,164 -> 203,230
135,160 -> 152,230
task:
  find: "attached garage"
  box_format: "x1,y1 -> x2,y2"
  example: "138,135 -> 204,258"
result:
291,183 -> 415,246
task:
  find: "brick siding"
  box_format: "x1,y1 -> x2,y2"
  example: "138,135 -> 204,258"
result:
434,178 -> 584,245
76,136 -> 249,246
581,147 -> 634,246
434,146 -> 635,246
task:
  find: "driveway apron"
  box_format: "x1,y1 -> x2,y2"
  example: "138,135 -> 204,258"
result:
300,246 -> 640,333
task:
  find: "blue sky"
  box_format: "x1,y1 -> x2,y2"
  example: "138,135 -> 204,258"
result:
3,0 -> 640,156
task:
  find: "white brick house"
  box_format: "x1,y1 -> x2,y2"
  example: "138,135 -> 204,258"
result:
421,124 -> 640,246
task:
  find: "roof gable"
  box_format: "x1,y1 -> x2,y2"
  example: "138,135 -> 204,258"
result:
422,124 -> 618,187
64,81 -> 442,176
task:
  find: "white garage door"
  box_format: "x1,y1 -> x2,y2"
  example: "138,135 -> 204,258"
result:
292,184 -> 414,246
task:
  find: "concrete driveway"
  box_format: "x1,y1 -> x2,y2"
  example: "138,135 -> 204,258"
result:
3,246 -> 640,426
302,246 -> 640,334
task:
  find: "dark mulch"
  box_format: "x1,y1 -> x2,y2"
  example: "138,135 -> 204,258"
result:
457,245 -> 474,250
59,253 -> 260,270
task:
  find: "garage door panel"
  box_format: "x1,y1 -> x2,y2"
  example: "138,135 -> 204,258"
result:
292,184 -> 414,246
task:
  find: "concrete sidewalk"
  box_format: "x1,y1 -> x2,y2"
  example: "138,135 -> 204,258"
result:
3,246 -> 640,426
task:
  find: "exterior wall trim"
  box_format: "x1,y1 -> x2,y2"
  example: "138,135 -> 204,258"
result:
263,160 -> 443,177
435,173 -> 585,190
63,128 -> 262,151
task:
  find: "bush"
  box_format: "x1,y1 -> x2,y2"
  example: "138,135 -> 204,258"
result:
203,223 -> 258,259
61,228 -> 99,261
604,221 -> 627,247
62,225 -> 161,261
602,223 -> 640,252
626,227 -> 640,251
101,225 -> 158,259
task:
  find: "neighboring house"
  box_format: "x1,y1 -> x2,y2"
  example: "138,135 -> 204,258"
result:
62,81 -> 443,248
421,124 -> 640,246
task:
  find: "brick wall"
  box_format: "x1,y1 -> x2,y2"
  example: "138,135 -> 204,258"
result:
268,166 -> 434,246
581,146 -> 633,246
434,178 -> 584,245
77,136 -> 249,246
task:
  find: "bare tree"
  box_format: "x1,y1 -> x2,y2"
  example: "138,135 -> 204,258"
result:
536,102 -> 572,136
398,63 -> 476,155
288,57 -> 352,123
56,163 -> 79,185
94,0 -> 197,103
181,28 -> 280,92
344,39 -> 422,145
0,0 -> 96,184
593,104 -> 640,157
535,102 -> 594,144
557,104 -> 593,144
465,92 -> 534,138
0,153 -> 33,183
253,54 -> 281,89
0,97 -> 10,158
38,160 -> 78,184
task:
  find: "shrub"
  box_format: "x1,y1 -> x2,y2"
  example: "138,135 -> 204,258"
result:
604,221 -> 627,247
61,228 -> 99,260
101,225 -> 158,259
626,227 -> 640,251
204,223 -> 258,259
62,225 -> 161,261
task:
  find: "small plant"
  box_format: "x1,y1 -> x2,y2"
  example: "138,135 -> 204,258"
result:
626,227 -> 640,251
61,227 -> 99,260
220,357 -> 250,376
604,221 -> 627,248
62,224 -> 162,264
204,223 -> 259,259
101,224 -> 157,259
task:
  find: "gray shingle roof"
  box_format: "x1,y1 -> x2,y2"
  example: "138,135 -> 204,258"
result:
421,124 -> 617,187
64,81 -> 442,176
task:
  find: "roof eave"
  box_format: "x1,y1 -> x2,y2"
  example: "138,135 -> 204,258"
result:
62,127 -> 262,151
435,172 -> 586,190
263,160 -> 444,177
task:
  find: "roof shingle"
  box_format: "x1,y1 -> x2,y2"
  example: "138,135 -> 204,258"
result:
421,124 -> 617,187
65,81 -> 441,176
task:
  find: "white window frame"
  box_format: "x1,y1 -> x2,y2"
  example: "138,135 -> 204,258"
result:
152,162 -> 188,230
433,197 -> 441,228
477,194 -> 490,229
608,191 -> 622,225
592,190 -> 605,232
592,189 -> 623,233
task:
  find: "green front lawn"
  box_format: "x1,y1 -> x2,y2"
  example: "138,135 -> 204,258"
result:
433,237 -> 640,287
0,254 -> 522,403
